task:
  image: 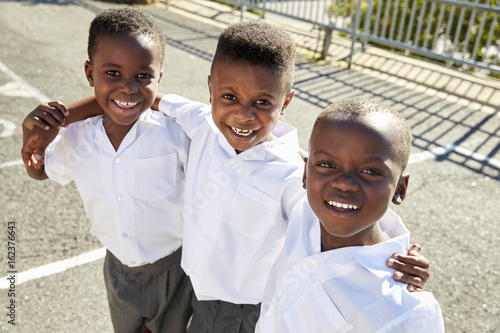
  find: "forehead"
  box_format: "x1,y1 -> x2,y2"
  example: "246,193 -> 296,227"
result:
211,60 -> 287,93
95,33 -> 161,64
310,115 -> 399,156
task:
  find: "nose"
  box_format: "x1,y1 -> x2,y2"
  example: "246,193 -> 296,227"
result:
122,77 -> 139,94
331,172 -> 359,192
235,104 -> 255,121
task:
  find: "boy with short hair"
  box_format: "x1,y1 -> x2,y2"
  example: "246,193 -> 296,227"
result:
22,8 -> 192,333
155,21 -> 302,331
256,97 -> 445,332
22,21 -> 431,333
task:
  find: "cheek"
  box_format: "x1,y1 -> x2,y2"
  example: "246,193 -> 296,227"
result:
260,113 -> 280,133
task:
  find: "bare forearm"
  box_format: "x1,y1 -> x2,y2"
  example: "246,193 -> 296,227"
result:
65,96 -> 103,124
152,92 -> 166,111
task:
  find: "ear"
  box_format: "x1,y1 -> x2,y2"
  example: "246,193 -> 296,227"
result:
207,75 -> 213,104
281,89 -> 295,116
392,173 -> 409,205
302,157 -> 308,189
84,60 -> 95,87
158,69 -> 164,84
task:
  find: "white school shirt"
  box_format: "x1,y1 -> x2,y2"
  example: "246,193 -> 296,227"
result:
256,198 -> 445,333
159,94 -> 305,304
44,109 -> 189,267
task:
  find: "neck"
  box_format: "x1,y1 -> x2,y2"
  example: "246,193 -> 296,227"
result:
102,115 -> 135,151
320,222 -> 387,252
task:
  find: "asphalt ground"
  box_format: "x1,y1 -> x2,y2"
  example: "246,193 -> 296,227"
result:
0,0 -> 499,332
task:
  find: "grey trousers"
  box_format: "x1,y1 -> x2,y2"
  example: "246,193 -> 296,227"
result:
103,248 -> 193,333
187,293 -> 261,333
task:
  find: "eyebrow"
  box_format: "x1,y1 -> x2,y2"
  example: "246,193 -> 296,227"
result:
101,63 -> 155,72
313,149 -> 390,164
218,85 -> 276,98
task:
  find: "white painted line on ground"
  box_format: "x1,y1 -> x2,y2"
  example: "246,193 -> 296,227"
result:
0,119 -> 16,138
0,159 -> 24,169
409,145 -> 458,164
0,247 -> 106,289
0,60 -> 50,103
454,145 -> 500,169
409,144 -> 500,168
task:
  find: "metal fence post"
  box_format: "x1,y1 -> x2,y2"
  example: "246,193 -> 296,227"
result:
321,27 -> 334,60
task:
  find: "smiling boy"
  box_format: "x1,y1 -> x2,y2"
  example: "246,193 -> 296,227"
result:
256,97 -> 445,332
22,8 -> 192,333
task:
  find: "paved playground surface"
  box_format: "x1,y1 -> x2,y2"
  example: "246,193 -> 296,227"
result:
0,0 -> 499,332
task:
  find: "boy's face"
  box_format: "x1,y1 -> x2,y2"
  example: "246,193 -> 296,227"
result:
85,33 -> 163,128
304,115 -> 409,249
208,61 -> 293,153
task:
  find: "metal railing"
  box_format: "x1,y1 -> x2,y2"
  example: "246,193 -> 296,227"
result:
227,0 -> 500,74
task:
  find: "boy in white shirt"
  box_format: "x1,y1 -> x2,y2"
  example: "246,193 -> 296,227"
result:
22,21 -> 431,333
256,97 -> 445,332
21,8 -> 192,333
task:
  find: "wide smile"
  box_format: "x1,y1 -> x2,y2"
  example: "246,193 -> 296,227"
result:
113,99 -> 140,113
327,200 -> 359,211
230,126 -> 255,137
323,200 -> 361,220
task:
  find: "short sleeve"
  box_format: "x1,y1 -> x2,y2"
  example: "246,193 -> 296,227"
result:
376,292 -> 445,332
44,131 -> 74,185
158,94 -> 211,137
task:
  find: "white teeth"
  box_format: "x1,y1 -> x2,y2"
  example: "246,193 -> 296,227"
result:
327,201 -> 359,210
231,126 -> 253,137
115,100 -> 138,108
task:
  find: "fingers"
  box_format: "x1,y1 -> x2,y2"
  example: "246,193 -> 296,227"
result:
24,101 -> 68,131
39,101 -> 68,128
21,137 -> 44,168
29,153 -> 45,169
387,252 -> 430,291
47,101 -> 69,117
21,146 -> 44,168
408,243 -> 422,257
390,252 -> 430,269
21,126 -> 55,168
392,271 -> 424,291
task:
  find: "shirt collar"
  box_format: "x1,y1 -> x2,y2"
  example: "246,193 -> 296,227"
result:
79,108 -> 163,128
80,108 -> 163,152
305,204 -> 410,276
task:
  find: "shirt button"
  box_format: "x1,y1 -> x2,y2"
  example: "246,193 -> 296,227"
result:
122,232 -> 128,238
118,195 -> 124,202
214,198 -> 219,204
200,234 -> 206,241
308,258 -> 317,264
114,157 -> 120,164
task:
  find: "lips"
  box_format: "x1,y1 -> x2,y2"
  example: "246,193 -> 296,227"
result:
326,200 -> 359,211
230,126 -> 254,137
114,100 -> 139,109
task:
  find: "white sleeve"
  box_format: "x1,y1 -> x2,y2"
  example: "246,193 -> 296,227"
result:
377,292 -> 445,332
44,130 -> 74,186
158,94 -> 211,137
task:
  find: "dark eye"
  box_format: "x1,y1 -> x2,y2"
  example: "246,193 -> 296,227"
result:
318,162 -> 334,168
138,73 -> 152,79
362,168 -> 381,176
222,94 -> 237,101
106,71 -> 120,77
255,99 -> 271,106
